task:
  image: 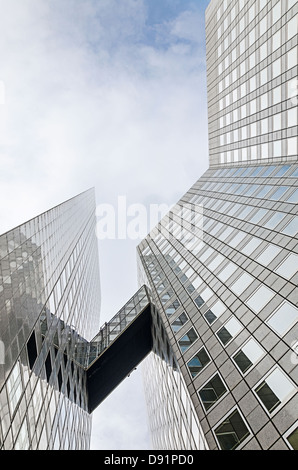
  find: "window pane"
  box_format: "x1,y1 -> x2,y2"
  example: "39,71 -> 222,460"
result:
214,409 -> 250,450
264,212 -> 286,229
255,381 -> 281,413
275,253 -> 298,279
247,286 -> 274,312
233,350 -> 253,374
171,312 -> 188,333
187,348 -> 210,377
179,328 -> 198,352
256,245 -> 282,266
287,427 -> 298,450
231,272 -> 254,295
267,302 -> 298,336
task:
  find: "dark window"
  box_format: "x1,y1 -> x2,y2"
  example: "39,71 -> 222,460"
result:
287,427 -> 298,450
58,368 -> 63,392
255,381 -> 281,413
233,350 -> 253,374
178,328 -> 198,353
199,374 -> 227,411
45,352 -> 52,381
27,331 -> 38,369
217,326 -> 233,345
214,409 -> 250,450
194,296 -> 204,308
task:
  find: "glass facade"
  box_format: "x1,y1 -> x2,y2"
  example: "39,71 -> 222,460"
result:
0,189 -> 101,449
138,160 -> 298,450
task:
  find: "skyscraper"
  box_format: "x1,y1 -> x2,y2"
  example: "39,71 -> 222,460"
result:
0,0 -> 297,452
0,189 -> 101,449
137,0 -> 298,450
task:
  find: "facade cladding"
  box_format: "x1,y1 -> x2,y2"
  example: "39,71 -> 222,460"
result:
0,189 -> 101,449
138,0 -> 298,451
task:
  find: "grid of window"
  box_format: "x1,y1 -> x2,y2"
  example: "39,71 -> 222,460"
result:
0,190 -> 101,450
138,159 -> 298,450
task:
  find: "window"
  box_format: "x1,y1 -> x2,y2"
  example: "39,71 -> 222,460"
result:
272,30 -> 281,51
241,237 -> 262,256
275,253 -> 298,279
204,300 -> 225,325
218,262 -> 238,282
269,186 -> 288,200
178,328 -> 198,353
288,108 -> 298,127
187,347 -> 210,377
287,426 -> 298,450
256,244 -> 281,266
255,185 -> 273,198
171,312 -> 189,333
217,317 -> 242,346
198,374 -> 227,411
233,338 -> 264,374
288,16 -> 297,40
264,212 -> 286,230
27,330 -> 38,369
165,300 -> 180,315
255,368 -> 296,414
266,301 -> 298,336
246,285 -> 274,313
231,272 -> 254,295
161,291 -> 174,304
228,231 -> 247,248
214,409 -> 250,450
272,1 -> 281,24
249,208 -> 268,224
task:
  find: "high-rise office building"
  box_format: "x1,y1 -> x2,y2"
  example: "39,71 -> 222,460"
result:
0,0 -> 297,451
0,189 -> 101,449
137,0 -> 298,450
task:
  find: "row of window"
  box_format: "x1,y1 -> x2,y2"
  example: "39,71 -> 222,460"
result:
217,136 -> 297,163
219,109 -> 297,147
209,163 -> 298,179
201,178 -> 298,203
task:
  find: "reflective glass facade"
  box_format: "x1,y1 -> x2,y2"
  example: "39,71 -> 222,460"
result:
138,161 -> 298,450
0,189 -> 101,449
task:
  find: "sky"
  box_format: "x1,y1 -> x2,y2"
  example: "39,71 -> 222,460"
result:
0,0 -> 210,449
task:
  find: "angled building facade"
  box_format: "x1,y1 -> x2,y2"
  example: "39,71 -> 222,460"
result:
0,0 -> 297,452
138,0 -> 298,451
0,189 -> 101,449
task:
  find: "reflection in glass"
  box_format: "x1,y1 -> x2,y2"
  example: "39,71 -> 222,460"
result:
187,348 -> 210,377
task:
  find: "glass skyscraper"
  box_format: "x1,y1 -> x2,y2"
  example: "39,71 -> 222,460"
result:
0,0 -> 297,452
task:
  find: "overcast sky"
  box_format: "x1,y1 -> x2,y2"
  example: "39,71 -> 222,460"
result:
0,0 -> 210,449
